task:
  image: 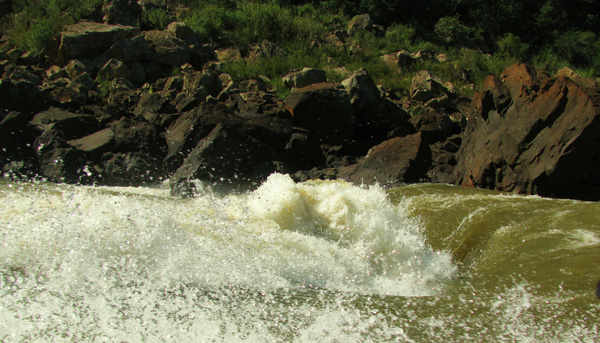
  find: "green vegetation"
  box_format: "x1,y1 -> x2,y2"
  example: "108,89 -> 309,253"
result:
2,0 -> 598,96
3,0 -> 104,52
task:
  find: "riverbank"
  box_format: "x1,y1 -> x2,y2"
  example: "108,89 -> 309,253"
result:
1,1 -> 600,201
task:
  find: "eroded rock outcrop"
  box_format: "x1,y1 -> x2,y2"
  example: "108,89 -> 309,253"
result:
455,63 -> 600,200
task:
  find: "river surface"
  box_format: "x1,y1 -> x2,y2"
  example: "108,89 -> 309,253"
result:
1,173 -> 598,342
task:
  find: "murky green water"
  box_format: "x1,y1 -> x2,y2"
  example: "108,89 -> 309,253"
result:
1,176 -> 598,342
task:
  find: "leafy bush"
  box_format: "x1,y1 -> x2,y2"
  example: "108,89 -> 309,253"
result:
496,33 -> 529,61
141,8 -> 172,30
434,16 -> 483,49
553,30 -> 598,67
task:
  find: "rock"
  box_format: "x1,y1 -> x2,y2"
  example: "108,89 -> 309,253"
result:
341,68 -> 413,141
45,65 -> 67,81
164,100 -> 237,167
101,151 -> 163,186
436,53 -> 449,62
410,111 -> 459,143
216,48 -> 242,62
132,91 -> 176,124
104,34 -> 148,62
189,44 -> 216,68
62,59 -> 94,79
166,22 -> 200,45
109,117 -> 164,154
169,123 -> 277,194
54,73 -> 95,106
247,39 -> 284,60
52,22 -> 138,64
409,70 -> 445,102
555,66 -> 596,89
67,127 -> 115,153
97,58 -> 130,80
0,111 -> 38,178
182,69 -> 221,98
33,128 -> 89,183
283,68 -> 327,89
284,130 -> 325,168
285,83 -> 354,145
142,30 -> 190,67
0,66 -> 49,113
239,79 -> 268,93
103,0 -> 142,27
30,108 -> 101,138
455,62 -> 600,200
381,50 -> 416,72
348,14 -> 374,35
341,68 -> 381,115
338,132 -> 432,186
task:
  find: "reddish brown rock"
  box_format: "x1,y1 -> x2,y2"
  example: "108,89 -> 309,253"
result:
338,132 -> 431,186
455,63 -> 600,200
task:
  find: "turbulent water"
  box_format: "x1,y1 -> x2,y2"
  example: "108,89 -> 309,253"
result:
1,173 -> 599,342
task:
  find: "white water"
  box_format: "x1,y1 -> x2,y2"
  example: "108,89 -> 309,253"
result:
0,174 -> 455,342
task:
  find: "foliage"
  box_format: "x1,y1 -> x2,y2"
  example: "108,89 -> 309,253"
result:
1,0 -> 599,94
434,16 -> 483,48
140,8 -> 172,31
496,33 -> 529,61
4,0 -> 103,53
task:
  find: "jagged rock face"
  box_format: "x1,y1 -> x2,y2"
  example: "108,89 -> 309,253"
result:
455,63 -> 600,200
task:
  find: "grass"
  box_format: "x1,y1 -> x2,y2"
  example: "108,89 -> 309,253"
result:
2,0 -> 596,97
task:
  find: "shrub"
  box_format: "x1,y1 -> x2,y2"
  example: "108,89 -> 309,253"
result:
553,30 -> 597,67
141,8 -> 172,31
434,16 -> 484,49
496,33 -> 529,61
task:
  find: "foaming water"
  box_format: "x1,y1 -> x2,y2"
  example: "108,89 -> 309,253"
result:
1,177 -> 599,342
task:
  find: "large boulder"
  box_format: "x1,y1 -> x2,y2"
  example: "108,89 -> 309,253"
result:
341,68 -> 413,141
104,34 -> 148,63
455,63 -> 600,200
163,100 -> 238,167
347,14 -> 374,36
1,65 -> 49,113
282,68 -> 327,89
409,70 -> 445,102
67,127 -> 115,153
285,83 -> 354,145
410,110 -> 459,143
33,128 -> 88,183
142,30 -> 191,67
30,107 -> 101,138
169,123 -> 278,195
381,50 -> 417,72
51,22 -> 138,64
0,111 -> 39,178
338,132 -> 432,186
101,151 -> 163,186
